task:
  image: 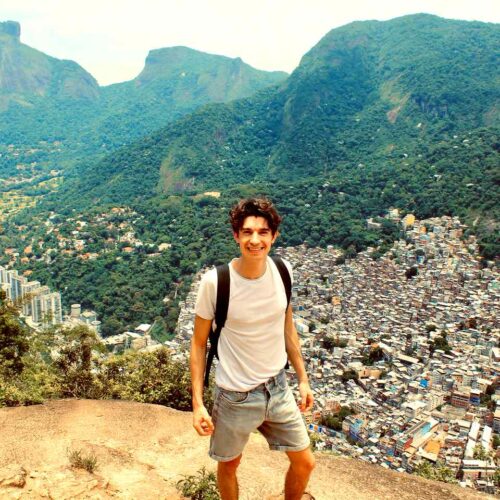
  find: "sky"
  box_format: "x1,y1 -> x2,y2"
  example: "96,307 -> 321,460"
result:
3,0 -> 500,86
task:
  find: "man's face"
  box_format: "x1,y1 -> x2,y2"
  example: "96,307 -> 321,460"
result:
233,216 -> 277,261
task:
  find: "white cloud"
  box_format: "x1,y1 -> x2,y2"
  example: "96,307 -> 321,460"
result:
3,0 -> 499,85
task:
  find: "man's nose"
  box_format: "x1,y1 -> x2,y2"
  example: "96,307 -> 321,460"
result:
250,232 -> 260,244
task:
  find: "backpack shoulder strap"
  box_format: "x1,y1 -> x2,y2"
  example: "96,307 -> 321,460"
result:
271,256 -> 292,308
271,256 -> 292,371
214,264 -> 230,333
204,264 -> 230,387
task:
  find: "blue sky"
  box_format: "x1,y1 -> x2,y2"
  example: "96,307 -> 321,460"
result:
3,0 -> 499,85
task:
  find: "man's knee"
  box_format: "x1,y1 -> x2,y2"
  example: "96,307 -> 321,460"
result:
288,448 -> 315,475
218,454 -> 242,475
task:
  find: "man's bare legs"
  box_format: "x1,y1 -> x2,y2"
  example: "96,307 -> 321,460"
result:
284,448 -> 315,500
217,454 -> 242,500
217,449 -> 314,500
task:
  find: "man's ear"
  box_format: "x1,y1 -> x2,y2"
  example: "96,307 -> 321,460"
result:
272,231 -> 280,244
233,231 -> 240,243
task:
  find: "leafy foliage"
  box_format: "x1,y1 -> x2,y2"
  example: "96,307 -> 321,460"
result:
430,333 -> 452,355
176,467 -> 220,500
0,14 -> 498,339
0,297 -> 198,411
98,348 -> 204,411
53,325 -> 106,399
0,29 -> 286,179
0,290 -> 29,376
319,407 -> 353,431
68,448 -> 99,473
413,460 -> 457,484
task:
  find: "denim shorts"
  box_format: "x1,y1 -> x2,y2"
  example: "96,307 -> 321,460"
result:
209,369 -> 310,462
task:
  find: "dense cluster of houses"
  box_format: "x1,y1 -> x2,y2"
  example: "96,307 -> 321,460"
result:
2,206 -> 172,268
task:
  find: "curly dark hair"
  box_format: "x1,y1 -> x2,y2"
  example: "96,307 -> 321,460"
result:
229,198 -> 282,235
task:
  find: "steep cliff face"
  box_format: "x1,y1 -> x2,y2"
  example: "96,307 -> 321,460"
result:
0,400 -> 492,499
132,46 -> 287,102
0,21 -> 99,102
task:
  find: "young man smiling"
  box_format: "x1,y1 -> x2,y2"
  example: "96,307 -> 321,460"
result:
190,197 -> 315,500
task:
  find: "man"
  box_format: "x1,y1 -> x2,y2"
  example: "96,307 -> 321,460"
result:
190,197 -> 315,500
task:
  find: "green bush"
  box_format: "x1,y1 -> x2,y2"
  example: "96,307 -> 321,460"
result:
176,467 -> 220,500
68,448 -> 99,473
97,347 -> 204,411
53,325 -> 106,399
413,460 -> 457,484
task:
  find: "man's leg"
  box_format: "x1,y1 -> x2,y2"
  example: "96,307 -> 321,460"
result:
217,454 -> 242,500
284,448 -> 315,500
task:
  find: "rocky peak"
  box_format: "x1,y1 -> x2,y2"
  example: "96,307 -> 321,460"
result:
0,21 -> 21,40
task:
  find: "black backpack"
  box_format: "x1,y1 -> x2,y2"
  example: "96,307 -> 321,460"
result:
203,256 -> 292,387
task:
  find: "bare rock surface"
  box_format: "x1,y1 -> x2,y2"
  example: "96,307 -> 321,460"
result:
0,399 -> 493,499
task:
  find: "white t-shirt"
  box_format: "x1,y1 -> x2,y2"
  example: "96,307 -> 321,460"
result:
195,256 -> 292,391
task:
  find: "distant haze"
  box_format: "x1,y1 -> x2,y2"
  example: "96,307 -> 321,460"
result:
3,0 -> 500,85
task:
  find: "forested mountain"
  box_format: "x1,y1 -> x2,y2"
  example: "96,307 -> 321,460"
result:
0,21 -> 99,103
0,21 -> 287,175
2,14 -> 498,336
62,13 -> 498,204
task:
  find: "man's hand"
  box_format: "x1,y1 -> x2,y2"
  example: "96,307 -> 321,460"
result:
193,406 -> 214,436
298,381 -> 314,413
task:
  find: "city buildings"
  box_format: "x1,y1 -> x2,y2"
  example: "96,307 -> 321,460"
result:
0,266 -> 62,325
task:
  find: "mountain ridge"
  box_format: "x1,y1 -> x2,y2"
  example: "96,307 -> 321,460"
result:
0,20 -> 287,176
60,13 -> 498,203
0,21 -> 99,102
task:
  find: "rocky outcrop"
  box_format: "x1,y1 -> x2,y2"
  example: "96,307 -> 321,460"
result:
0,21 -> 20,40
0,400 -> 493,499
0,22 -> 99,101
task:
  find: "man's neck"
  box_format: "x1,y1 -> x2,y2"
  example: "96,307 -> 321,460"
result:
233,256 -> 267,279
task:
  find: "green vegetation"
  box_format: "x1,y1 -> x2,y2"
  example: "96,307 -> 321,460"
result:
413,460 -> 457,484
430,333 -> 452,356
341,369 -> 359,383
67,448 -> 99,474
309,432 -> 324,451
0,297 -> 205,410
493,435 -> 500,450
323,336 -> 348,350
473,444 -> 490,461
362,345 -> 384,366
319,406 -> 353,431
0,22 -> 286,179
176,467 -> 220,500
0,290 -> 57,406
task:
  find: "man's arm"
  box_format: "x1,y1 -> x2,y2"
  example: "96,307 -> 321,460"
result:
190,314 -> 215,436
284,305 -> 314,412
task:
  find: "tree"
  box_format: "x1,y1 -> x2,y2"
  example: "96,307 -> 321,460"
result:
430,333 -> 451,355
473,444 -> 488,461
322,335 -> 347,350
492,434 -> 500,450
405,266 -> 418,280
319,406 -> 353,431
0,291 -> 56,406
414,460 -> 457,484
0,291 -> 29,376
98,347 -> 205,411
341,369 -> 358,383
53,325 -> 105,399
